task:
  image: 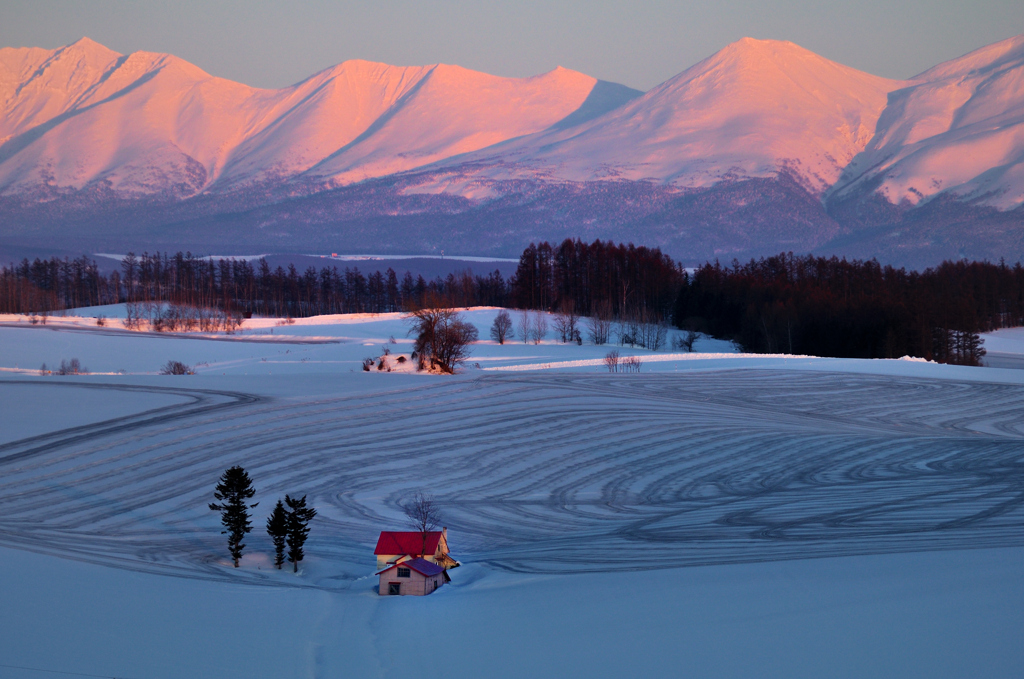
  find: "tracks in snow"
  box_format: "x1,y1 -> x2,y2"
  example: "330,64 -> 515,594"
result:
0,371 -> 1022,585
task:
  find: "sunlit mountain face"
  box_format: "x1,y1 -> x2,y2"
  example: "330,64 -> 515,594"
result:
1,35 -> 1022,267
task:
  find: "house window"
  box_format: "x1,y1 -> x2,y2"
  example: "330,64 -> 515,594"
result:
397,567 -> 411,578
388,582 -> 401,595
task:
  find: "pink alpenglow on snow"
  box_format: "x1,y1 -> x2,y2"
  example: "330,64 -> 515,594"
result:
828,35 -> 1024,210
0,38 -> 599,196
435,38 -> 905,196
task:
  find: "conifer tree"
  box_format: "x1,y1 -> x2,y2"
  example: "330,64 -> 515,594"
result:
208,466 -> 258,567
265,499 -> 289,570
285,494 -> 317,573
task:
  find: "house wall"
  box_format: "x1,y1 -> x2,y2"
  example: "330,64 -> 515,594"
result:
376,550 -> 442,571
378,569 -> 443,596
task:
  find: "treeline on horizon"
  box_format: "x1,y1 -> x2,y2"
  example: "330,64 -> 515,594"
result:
3,244 -> 1023,366
675,254 -> 1024,365
0,240 -> 682,320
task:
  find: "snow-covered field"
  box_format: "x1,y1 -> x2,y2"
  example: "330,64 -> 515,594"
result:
1,308 -> 1022,678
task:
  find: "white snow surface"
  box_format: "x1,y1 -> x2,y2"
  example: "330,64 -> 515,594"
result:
829,35 -> 1024,209
1,307 -> 1024,677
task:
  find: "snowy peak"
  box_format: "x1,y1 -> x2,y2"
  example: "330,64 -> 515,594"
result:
912,34 -> 1024,81
429,37 -> 904,195
3,33 -> 1024,229
305,62 -> 597,184
0,38 -> 608,196
830,33 -> 1024,210
0,38 -> 125,142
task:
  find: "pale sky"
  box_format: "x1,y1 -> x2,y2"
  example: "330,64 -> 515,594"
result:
2,0 -> 1022,91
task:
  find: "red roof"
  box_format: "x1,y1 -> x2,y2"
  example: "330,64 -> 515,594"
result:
374,531 -> 443,556
376,557 -> 445,577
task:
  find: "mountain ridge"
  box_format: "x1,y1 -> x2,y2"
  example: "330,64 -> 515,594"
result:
0,35 -> 1022,268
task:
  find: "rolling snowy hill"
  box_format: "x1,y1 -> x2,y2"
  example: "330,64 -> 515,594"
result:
0,35 -> 1022,266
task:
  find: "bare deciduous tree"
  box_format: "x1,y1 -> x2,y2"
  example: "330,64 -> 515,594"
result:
160,360 -> 195,375
490,309 -> 514,344
674,329 -> 700,352
621,355 -> 643,373
403,492 -> 442,558
586,302 -> 613,345
531,312 -> 548,345
635,315 -> 668,352
604,350 -> 620,373
517,310 -> 532,344
407,297 -> 479,373
553,302 -> 580,343
617,315 -> 638,347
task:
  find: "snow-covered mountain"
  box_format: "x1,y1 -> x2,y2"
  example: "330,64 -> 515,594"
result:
828,35 -> 1024,211
417,38 -> 904,197
0,38 -> 625,197
1,35 -> 1022,267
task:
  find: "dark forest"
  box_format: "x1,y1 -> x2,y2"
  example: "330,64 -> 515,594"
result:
3,245 -> 1022,365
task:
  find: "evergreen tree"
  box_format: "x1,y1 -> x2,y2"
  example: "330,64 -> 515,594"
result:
265,499 -> 289,570
208,466 -> 258,567
285,494 -> 317,573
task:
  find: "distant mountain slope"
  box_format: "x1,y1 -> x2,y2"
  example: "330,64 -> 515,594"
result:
0,38 -> 618,197
420,38 -> 904,196
1,35 -> 1023,268
828,35 -> 1024,213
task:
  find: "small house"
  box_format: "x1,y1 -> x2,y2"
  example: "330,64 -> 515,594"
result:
374,527 -> 458,571
377,557 -> 446,596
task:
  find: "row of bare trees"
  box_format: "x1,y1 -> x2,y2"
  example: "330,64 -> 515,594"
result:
603,350 -> 643,373
124,302 -> 244,333
486,304 -> 668,351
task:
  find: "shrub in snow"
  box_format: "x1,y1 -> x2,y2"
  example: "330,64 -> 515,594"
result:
397,355 -> 407,364
362,357 -> 374,371
604,350 -> 620,373
160,360 -> 195,375
56,358 -> 86,375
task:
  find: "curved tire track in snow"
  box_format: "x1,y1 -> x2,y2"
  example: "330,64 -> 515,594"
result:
1,371 -> 1023,584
